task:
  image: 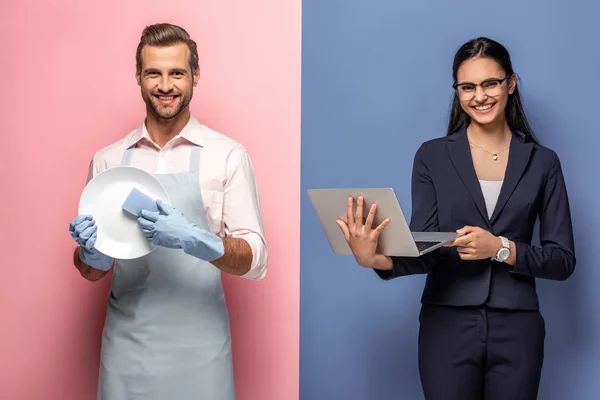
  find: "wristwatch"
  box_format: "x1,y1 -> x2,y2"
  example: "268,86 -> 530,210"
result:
493,236 -> 510,262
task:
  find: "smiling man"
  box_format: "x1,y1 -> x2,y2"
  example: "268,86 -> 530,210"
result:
67,23 -> 268,400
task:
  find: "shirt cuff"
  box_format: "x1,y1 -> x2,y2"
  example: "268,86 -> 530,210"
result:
236,231 -> 268,280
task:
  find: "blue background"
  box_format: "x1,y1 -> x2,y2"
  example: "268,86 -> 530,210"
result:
300,1 -> 599,399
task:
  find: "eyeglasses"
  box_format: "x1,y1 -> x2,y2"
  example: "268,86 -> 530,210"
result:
452,74 -> 512,100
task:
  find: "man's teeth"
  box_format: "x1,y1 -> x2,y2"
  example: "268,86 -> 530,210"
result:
475,104 -> 493,111
158,96 -> 174,100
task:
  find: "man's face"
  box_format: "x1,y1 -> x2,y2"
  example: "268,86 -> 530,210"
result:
137,43 -> 199,120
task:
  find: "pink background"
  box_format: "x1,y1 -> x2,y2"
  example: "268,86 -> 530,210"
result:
0,1 -> 300,399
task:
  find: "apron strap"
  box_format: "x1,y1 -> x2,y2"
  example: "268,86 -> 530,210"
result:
189,145 -> 201,172
121,147 -> 134,166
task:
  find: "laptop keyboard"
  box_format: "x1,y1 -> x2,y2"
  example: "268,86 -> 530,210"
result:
415,241 -> 442,252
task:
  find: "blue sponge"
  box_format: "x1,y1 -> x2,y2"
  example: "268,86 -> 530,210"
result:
122,187 -> 160,217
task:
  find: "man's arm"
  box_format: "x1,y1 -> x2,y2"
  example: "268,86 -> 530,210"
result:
73,247 -> 110,282
211,238 -> 253,276
210,147 -> 268,280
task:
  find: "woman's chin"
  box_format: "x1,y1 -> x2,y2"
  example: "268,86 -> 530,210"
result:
469,112 -> 501,127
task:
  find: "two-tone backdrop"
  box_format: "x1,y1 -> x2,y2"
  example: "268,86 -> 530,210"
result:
1,0 -> 599,399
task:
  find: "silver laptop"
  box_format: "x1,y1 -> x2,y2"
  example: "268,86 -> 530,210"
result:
307,188 -> 457,257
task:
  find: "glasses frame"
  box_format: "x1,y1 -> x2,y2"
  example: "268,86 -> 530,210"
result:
452,74 -> 512,99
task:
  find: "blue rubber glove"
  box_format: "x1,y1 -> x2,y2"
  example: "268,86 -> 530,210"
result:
137,200 -> 225,262
69,215 -> 114,271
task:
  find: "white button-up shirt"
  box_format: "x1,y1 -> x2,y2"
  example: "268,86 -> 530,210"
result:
86,115 -> 268,280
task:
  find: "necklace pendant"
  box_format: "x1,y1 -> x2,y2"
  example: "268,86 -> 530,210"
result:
492,154 -> 498,161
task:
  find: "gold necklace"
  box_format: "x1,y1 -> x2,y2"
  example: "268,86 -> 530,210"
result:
468,140 -> 510,161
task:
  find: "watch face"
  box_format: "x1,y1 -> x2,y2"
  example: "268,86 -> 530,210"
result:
498,248 -> 510,261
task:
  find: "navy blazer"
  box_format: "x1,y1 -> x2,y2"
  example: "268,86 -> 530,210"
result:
375,128 -> 576,310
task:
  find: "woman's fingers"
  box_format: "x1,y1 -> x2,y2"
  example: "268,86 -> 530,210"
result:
336,219 -> 351,241
364,203 -> 377,228
355,196 -> 364,227
373,218 -> 391,235
346,197 -> 355,229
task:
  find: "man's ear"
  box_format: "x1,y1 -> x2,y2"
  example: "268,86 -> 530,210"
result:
193,68 -> 201,87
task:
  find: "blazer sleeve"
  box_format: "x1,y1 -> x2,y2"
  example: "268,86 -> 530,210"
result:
374,142 -> 443,280
511,151 -> 576,280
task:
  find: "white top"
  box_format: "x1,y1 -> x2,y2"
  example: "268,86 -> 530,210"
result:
479,180 -> 503,219
87,115 -> 268,280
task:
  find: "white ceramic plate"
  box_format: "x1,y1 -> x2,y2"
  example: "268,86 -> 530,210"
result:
78,166 -> 170,260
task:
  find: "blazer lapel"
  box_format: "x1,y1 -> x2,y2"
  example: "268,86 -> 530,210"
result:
489,132 -> 534,224
446,129 -> 491,227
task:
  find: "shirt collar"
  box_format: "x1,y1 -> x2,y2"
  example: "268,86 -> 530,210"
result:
126,114 -> 205,149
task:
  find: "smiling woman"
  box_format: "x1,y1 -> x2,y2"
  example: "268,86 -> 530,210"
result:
448,37 -> 537,144
336,36 -> 576,400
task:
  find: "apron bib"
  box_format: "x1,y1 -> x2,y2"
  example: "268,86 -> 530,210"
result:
97,145 -> 235,400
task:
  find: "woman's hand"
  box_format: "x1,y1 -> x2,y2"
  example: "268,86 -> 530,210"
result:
336,196 -> 391,267
447,225 -> 502,260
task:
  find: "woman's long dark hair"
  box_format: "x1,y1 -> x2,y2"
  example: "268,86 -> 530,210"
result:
446,37 -> 538,144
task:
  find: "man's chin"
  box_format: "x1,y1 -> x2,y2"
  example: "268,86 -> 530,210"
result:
156,112 -> 179,120
144,96 -> 190,120
151,105 -> 183,120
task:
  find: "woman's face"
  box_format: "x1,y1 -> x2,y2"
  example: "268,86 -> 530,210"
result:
454,57 -> 516,128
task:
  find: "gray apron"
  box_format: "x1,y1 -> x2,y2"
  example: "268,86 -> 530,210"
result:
97,145 -> 235,400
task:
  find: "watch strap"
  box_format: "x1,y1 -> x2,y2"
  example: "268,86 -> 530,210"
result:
493,236 -> 510,261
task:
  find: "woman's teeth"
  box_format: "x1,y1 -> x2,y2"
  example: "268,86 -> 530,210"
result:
475,104 -> 493,111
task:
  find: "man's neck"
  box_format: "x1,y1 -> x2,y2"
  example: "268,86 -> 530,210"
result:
467,118 -> 512,148
145,108 -> 191,148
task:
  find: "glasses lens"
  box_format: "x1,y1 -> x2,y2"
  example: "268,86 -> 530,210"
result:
482,81 -> 502,97
456,80 -> 504,100
457,85 -> 475,100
